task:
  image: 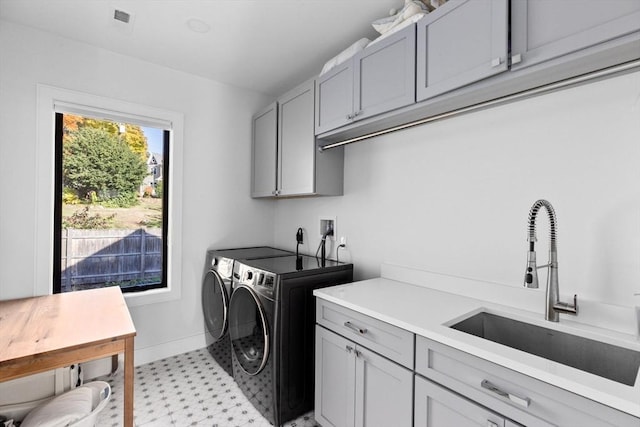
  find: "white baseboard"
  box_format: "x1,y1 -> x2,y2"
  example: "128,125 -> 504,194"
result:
134,333 -> 208,366
83,333 -> 208,380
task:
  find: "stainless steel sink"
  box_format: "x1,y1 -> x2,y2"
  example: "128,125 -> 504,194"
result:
450,311 -> 640,386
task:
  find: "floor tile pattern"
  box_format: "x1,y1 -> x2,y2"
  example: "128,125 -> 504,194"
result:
95,348 -> 319,427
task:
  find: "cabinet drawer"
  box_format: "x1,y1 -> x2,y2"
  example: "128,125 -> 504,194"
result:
316,299 -> 414,368
415,375 -> 507,427
416,336 -> 639,427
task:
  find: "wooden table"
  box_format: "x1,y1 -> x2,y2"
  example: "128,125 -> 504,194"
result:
0,287 -> 136,426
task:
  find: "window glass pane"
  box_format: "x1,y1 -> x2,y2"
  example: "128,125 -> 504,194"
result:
55,114 -> 168,293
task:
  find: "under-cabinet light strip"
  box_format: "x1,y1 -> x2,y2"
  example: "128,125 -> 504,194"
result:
318,59 -> 640,151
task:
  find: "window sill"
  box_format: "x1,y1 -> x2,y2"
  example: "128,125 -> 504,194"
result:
123,284 -> 181,307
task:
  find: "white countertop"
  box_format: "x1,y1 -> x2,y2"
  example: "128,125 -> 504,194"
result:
314,275 -> 640,418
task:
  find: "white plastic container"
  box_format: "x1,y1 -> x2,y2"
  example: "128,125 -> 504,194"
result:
69,382 -> 111,427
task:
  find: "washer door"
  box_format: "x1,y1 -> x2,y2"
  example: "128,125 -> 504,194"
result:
202,269 -> 229,341
229,286 -> 269,376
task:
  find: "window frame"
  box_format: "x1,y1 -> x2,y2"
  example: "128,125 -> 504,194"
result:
36,85 -> 184,307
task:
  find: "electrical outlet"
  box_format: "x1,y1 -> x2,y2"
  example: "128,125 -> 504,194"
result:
340,236 -> 347,246
319,216 -> 336,241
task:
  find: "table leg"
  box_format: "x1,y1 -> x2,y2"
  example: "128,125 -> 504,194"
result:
111,354 -> 119,374
124,336 -> 135,427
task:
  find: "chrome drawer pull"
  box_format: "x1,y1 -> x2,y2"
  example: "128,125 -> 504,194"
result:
481,379 -> 530,408
344,321 -> 367,335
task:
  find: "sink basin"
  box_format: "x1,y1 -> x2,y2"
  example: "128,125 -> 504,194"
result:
450,311 -> 640,386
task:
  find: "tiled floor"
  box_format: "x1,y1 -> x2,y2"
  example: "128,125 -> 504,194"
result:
95,348 -> 319,427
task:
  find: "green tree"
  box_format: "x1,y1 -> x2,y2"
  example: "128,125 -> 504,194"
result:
63,127 -> 147,207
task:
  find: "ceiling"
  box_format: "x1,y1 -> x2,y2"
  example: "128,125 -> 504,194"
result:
0,0 -> 402,96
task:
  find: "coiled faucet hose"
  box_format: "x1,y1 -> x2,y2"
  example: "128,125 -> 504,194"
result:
527,199 -> 558,251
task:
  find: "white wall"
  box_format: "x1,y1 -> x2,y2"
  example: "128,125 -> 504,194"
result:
274,70 -> 640,309
0,20 -> 275,360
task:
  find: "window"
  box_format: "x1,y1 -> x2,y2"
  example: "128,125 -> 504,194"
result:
36,85 -> 184,306
53,113 -> 169,293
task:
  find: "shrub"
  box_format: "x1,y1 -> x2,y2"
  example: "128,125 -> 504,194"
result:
100,191 -> 140,208
154,181 -> 164,199
62,187 -> 81,204
62,207 -> 115,229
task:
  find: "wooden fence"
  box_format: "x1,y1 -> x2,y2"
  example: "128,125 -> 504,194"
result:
60,228 -> 162,291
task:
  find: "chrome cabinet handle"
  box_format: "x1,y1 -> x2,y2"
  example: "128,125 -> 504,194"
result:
511,53 -> 522,65
354,349 -> 361,358
346,345 -> 354,353
481,379 -> 530,408
346,113 -> 354,120
353,110 -> 363,117
344,321 -> 367,335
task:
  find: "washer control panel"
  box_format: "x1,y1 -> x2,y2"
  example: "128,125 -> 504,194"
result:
233,262 -> 277,300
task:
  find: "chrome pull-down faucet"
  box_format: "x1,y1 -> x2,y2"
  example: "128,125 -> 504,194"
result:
524,199 -> 578,322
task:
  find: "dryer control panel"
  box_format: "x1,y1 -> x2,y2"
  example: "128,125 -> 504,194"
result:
212,256 -> 234,279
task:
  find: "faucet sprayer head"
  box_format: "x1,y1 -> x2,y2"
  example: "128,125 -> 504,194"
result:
524,250 -> 539,288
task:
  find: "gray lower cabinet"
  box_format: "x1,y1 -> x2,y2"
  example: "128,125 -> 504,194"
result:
416,336 -> 639,427
251,79 -> 344,198
315,299 -> 640,427
415,375 -> 513,427
510,0 -> 640,71
416,0 -> 509,102
314,325 -> 413,427
315,24 -> 416,135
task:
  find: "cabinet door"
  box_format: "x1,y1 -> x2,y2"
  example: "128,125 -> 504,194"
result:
511,0 -> 640,70
251,102 -> 277,198
415,376 -> 506,427
416,0 -> 508,102
315,61 -> 354,135
354,345 -> 413,427
353,24 -> 416,121
278,80 -> 315,196
315,326 -> 356,427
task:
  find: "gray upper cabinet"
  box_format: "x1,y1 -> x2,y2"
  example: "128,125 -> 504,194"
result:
353,24 -> 416,121
511,0 -> 640,71
251,102 -> 277,198
251,79 -> 344,198
416,0 -> 509,102
315,61 -> 354,134
316,23 -> 416,135
278,80 -> 315,196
